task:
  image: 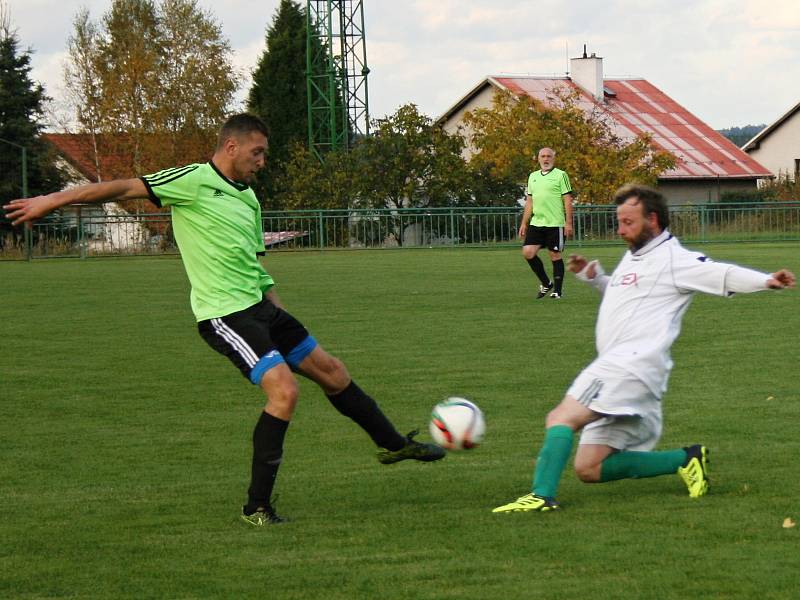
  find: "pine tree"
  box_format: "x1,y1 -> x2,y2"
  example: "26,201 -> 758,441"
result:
247,0 -> 309,207
0,23 -> 70,233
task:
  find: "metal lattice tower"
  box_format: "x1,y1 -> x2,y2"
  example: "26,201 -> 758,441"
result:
306,0 -> 370,161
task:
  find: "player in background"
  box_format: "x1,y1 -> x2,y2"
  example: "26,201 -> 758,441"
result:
3,113 -> 444,527
518,147 -> 574,299
495,184 -> 795,513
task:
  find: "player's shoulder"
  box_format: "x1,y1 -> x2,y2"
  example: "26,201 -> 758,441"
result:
554,167 -> 572,182
666,235 -> 714,264
143,163 -> 204,185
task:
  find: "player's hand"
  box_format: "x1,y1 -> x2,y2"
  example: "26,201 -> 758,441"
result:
518,224 -> 527,239
2,196 -> 56,226
565,224 -> 574,238
767,269 -> 796,289
568,254 -> 589,274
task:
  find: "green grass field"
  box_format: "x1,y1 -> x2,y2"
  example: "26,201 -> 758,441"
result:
2,244 -> 799,599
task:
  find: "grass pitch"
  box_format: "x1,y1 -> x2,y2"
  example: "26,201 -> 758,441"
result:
2,244 -> 799,599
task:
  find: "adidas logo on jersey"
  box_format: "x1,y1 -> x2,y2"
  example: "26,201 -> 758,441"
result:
213,189 -> 224,198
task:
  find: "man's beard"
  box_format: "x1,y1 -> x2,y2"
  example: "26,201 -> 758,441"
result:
629,224 -> 656,252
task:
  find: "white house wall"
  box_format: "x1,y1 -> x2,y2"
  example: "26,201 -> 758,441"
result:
57,164 -> 149,252
746,111 -> 800,180
441,84 -> 497,159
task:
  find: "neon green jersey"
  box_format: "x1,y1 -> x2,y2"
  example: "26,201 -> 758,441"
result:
526,168 -> 572,227
141,162 -> 273,321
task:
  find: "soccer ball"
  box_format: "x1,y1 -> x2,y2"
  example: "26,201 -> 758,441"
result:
429,397 -> 486,450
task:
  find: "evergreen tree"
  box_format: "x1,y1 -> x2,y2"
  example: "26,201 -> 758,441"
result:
717,124 -> 766,148
247,0 -> 308,207
0,23 -> 70,236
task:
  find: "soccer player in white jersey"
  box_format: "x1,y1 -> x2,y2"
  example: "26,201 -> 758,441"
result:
494,184 -> 795,513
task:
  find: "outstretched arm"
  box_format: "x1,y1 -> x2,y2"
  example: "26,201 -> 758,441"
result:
569,253 -> 609,294
724,267 -> 796,293
3,178 -> 149,226
766,269 -> 796,289
675,253 -> 796,296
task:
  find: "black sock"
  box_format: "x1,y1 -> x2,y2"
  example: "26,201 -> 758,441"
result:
327,381 -> 406,451
553,259 -> 565,294
245,411 -> 289,513
526,255 -> 551,286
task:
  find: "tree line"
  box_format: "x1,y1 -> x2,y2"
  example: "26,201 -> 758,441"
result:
3,0 -> 688,229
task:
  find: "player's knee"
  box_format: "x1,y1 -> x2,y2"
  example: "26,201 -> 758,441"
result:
545,407 -> 571,428
315,352 -> 351,394
327,356 -> 351,391
323,352 -> 346,375
574,461 -> 601,483
261,373 -> 300,416
522,247 -> 536,260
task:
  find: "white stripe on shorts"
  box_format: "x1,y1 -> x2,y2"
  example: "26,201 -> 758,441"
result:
578,379 -> 603,407
211,318 -> 259,367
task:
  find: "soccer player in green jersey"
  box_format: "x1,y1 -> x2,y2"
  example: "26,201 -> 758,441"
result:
519,148 -> 574,299
3,113 -> 444,526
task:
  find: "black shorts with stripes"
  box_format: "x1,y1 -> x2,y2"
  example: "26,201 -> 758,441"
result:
523,225 -> 565,252
197,296 -> 312,384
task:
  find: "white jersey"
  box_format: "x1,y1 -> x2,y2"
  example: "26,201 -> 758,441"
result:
583,230 -> 770,397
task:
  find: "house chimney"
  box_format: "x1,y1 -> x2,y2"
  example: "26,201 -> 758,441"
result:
570,46 -> 604,102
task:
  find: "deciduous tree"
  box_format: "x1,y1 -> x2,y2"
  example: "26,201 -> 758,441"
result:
276,143 -> 355,211
353,104 -> 474,210
463,88 -> 676,203
63,0 -> 239,184
156,0 -> 237,165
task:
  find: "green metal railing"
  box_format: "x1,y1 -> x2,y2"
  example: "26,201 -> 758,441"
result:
2,202 -> 799,260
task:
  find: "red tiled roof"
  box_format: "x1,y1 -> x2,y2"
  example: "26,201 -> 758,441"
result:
43,133 -> 162,213
477,77 -> 771,180
43,133 -> 139,182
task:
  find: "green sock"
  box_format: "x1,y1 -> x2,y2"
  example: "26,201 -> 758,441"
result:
600,449 -> 687,482
532,425 -> 574,498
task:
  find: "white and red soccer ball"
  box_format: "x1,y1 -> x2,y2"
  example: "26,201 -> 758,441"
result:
429,397 -> 486,450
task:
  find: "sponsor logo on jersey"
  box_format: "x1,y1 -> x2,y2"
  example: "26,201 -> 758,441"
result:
213,189 -> 224,198
610,272 -> 638,287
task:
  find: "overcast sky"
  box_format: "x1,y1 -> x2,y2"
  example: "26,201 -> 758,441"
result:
7,0 -> 800,131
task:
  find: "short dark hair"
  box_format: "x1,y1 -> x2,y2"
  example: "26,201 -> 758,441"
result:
613,184 -> 669,230
217,113 -> 270,149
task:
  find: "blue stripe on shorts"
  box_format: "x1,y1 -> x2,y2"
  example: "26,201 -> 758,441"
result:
249,349 -> 286,385
286,335 -> 318,368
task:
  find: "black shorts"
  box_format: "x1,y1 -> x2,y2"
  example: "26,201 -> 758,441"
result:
524,225 -> 565,252
197,296 -> 317,385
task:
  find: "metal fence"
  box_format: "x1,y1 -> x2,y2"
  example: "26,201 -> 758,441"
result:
2,202 -> 800,260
